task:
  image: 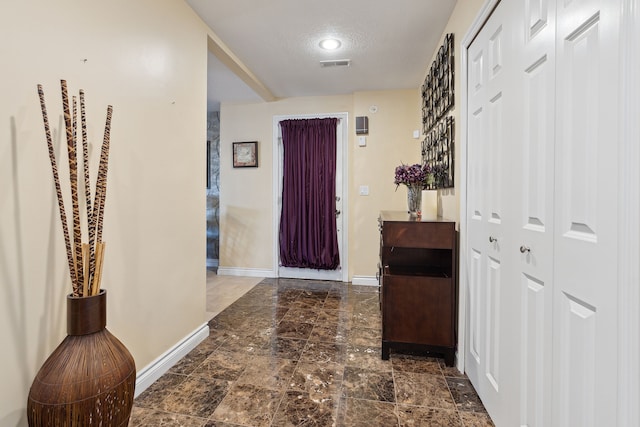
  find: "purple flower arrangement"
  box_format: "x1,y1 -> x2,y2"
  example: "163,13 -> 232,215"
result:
394,163 -> 432,189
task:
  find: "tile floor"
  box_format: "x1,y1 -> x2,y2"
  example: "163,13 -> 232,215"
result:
130,276 -> 494,426
205,271 -> 263,320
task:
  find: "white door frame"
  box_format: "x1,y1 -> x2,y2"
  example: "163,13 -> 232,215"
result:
271,112 -> 349,282
618,0 -> 640,425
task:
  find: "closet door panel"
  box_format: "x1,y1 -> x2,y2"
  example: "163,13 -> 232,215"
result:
485,256 -> 502,390
467,76 -> 486,379
488,91 -> 503,224
554,0 -> 621,424
559,15 -> 601,245
466,2 -> 521,425
469,249 -> 483,364
527,0 -> 550,38
518,0 -> 556,426
556,292 -> 597,427
522,56 -> 552,232
521,274 -> 549,427
465,38 -> 487,389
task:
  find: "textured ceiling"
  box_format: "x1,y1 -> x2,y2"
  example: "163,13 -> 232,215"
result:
186,0 -> 458,110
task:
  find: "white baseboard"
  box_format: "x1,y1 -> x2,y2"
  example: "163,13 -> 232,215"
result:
351,276 -> 379,286
217,267 -> 276,278
217,268 -> 377,285
134,322 -> 209,397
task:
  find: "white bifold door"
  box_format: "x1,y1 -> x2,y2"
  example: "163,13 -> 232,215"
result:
465,0 -> 622,426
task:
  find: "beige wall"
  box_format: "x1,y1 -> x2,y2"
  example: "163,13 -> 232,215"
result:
425,0 -> 487,223
350,90 -> 434,277
220,95 -> 353,271
219,90 -> 428,279
0,1 -> 209,424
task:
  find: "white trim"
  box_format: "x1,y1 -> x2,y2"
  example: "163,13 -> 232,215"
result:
457,0 -> 502,373
458,37 -> 469,375
278,266 -> 346,281
618,0 -> 640,425
351,276 -> 378,287
271,113 -> 349,282
464,0 -> 502,46
135,322 -> 209,397
216,267 -> 275,278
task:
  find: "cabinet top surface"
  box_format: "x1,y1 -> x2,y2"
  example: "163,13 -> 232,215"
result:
379,210 -> 455,224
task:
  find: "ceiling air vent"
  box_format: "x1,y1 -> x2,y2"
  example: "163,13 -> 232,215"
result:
320,59 -> 351,68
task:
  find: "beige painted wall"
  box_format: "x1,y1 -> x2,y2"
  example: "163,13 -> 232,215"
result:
220,95 -> 354,272
350,90 -> 434,278
424,0 -> 487,223
0,1 -> 208,424
219,89 -> 428,280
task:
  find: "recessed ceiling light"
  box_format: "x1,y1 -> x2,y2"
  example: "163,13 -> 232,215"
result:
319,38 -> 341,50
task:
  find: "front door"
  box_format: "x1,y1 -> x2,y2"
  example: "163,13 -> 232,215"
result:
274,113 -> 347,282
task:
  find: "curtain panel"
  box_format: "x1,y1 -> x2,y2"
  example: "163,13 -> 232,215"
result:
278,118 -> 340,270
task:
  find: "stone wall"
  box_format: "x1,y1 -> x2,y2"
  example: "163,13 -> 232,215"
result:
206,111 -> 220,268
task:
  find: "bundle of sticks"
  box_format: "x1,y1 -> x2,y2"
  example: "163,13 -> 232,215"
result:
38,80 -> 112,298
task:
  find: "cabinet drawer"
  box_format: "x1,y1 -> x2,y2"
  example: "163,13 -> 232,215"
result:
382,274 -> 454,347
382,222 -> 455,249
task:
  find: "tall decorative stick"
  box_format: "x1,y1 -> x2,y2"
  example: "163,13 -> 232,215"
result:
93,106 -> 112,248
61,80 -> 81,296
82,243 -> 90,297
79,90 -> 95,289
37,85 -> 76,291
72,94 -> 85,293
91,242 -> 105,296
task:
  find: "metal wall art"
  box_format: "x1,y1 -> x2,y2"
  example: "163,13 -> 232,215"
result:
422,116 -> 454,190
422,33 -> 454,134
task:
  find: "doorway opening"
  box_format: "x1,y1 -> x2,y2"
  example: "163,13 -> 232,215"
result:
272,113 -> 349,282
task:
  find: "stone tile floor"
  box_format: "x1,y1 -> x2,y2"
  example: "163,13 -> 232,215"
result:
130,278 -> 494,426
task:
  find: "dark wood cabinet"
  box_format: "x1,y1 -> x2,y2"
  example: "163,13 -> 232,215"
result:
378,211 -> 457,366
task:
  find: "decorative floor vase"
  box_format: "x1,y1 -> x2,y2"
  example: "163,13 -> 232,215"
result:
27,289 -> 136,426
406,184 -> 423,216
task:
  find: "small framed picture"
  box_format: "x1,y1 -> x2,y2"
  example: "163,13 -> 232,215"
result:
233,141 -> 258,168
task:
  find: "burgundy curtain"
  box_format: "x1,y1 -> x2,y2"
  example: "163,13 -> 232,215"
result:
279,118 -> 340,270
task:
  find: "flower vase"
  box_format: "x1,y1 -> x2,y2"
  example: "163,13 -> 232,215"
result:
406,184 -> 423,216
27,289 -> 136,426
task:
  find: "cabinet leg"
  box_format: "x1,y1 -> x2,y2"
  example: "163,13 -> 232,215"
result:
444,349 -> 454,367
381,342 -> 390,360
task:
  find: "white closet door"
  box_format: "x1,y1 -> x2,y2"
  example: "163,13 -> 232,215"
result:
516,0 -> 557,426
552,0 -> 621,425
465,23 -> 487,394
466,0 -> 623,425
465,1 -> 521,424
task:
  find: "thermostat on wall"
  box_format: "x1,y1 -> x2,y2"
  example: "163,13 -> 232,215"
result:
356,116 -> 368,135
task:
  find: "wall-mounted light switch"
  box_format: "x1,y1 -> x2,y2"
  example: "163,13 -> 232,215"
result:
413,130 -> 420,139
359,185 -> 369,196
358,136 -> 367,147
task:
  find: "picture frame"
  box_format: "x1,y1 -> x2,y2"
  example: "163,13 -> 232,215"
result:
232,141 -> 258,168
